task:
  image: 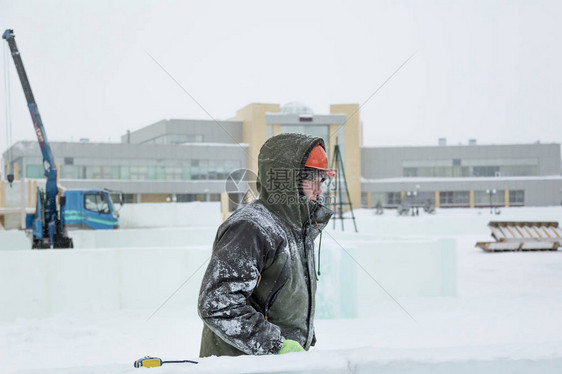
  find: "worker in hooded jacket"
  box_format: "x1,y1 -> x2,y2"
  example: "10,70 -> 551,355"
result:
198,133 -> 335,356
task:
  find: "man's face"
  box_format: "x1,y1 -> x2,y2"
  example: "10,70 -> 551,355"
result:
302,177 -> 324,201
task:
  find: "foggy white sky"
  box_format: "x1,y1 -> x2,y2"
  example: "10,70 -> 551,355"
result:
1,0 -> 562,155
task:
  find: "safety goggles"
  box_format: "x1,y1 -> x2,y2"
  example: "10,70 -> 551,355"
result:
300,168 -> 329,183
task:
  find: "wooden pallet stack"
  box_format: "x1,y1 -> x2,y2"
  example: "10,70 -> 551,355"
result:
475,221 -> 562,252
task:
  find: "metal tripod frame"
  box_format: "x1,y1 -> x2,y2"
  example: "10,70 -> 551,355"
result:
327,142 -> 358,232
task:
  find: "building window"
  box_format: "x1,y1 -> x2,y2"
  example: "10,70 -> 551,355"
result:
440,191 -> 453,205
25,164 -> 44,179
147,166 -> 164,180
403,167 -> 417,177
198,160 -> 208,180
176,194 -> 198,202
404,161 -> 538,178
54,160 -> 244,181
386,192 -> 401,206
371,193 -> 385,209
361,192 -> 369,208
501,165 -> 538,177
130,166 -> 147,180
472,166 -> 500,177
91,166 -> 112,179
474,190 -> 505,206
120,166 -> 130,180
409,166 -> 468,177
61,165 -> 80,179
178,134 -> 203,143
110,166 -> 120,179
167,166 -> 182,180
509,190 -> 525,205
182,166 -> 192,180
440,191 -> 470,206
122,194 -> 135,204
416,167 -> 433,177
109,193 -> 132,204
149,134 -> 204,144
417,191 -> 435,206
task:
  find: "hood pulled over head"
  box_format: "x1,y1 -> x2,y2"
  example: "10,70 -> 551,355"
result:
256,133 -> 330,229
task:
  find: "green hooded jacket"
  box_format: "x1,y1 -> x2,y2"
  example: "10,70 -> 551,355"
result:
198,133 -> 334,357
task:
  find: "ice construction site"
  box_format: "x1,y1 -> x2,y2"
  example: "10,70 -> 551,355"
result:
1,202 -> 562,374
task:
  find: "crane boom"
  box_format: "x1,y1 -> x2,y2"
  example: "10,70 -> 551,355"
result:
3,29 -> 59,227
3,28 -> 119,248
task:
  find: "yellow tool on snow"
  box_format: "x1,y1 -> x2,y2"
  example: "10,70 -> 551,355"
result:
134,356 -> 198,368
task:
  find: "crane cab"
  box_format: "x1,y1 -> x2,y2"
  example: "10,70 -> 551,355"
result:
26,189 -> 119,248
61,190 -> 120,230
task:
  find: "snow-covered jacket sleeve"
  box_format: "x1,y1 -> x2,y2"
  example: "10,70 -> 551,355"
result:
198,219 -> 284,355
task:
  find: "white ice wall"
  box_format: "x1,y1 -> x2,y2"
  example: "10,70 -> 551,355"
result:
0,203 -> 459,321
0,247 -> 209,320
68,227 -> 218,249
0,236 -> 455,321
0,230 -> 29,250
116,202 -> 221,228
316,238 -> 456,318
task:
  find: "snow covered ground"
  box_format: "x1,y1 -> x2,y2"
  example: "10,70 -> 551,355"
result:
1,205 -> 562,373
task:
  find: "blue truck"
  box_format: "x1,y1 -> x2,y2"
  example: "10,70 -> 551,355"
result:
3,29 -> 119,248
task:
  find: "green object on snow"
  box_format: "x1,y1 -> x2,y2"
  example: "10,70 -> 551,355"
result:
278,339 -> 305,354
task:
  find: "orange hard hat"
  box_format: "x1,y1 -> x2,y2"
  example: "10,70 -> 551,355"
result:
305,145 -> 336,177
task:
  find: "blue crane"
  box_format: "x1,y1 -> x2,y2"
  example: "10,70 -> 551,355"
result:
3,29 -> 119,248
